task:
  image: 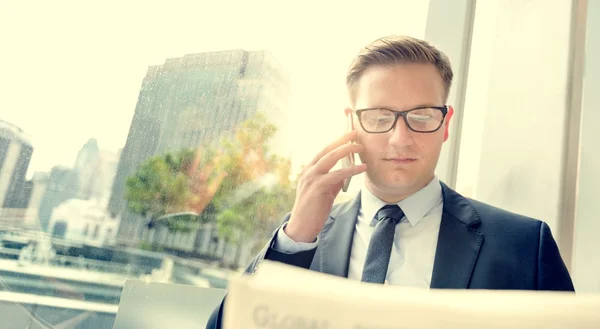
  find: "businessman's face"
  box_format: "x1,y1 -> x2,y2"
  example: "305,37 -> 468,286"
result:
350,63 -> 451,200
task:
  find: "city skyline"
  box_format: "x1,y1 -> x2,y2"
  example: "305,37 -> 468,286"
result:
0,120 -> 121,179
0,119 -> 122,233
0,0 -> 429,177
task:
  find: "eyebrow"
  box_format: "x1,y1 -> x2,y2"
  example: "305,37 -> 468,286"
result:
360,104 -> 442,111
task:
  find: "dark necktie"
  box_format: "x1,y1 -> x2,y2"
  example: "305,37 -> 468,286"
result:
361,204 -> 404,284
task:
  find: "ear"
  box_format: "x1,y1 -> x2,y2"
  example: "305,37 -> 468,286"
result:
443,106 -> 454,142
344,107 -> 352,116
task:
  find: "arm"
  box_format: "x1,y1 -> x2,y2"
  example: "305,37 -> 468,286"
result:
248,222 -> 318,272
537,222 -> 575,291
206,130 -> 364,328
205,218 -> 318,329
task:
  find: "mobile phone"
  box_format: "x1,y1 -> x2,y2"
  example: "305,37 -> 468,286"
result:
341,112 -> 356,192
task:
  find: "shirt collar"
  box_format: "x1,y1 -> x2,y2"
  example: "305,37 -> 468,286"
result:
360,177 -> 443,227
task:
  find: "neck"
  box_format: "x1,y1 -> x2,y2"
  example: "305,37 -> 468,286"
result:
364,176 -> 434,204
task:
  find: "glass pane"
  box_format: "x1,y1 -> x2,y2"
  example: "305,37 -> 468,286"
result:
0,0 -> 431,327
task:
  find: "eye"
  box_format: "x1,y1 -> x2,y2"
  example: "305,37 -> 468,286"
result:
408,114 -> 432,122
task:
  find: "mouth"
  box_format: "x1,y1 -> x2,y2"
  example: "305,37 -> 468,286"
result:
383,157 -> 417,164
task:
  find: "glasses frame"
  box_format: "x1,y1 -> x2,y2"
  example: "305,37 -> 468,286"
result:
354,105 -> 449,133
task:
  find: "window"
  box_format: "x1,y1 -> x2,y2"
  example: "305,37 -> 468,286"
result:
2,0 -> 428,326
92,224 -> 100,239
10,1 -> 597,328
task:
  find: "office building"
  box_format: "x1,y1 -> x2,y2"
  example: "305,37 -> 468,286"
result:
37,166 -> 79,232
74,139 -> 119,202
108,49 -> 290,241
0,120 -> 34,209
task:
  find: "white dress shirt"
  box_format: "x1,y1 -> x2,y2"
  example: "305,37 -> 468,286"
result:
273,177 -> 443,287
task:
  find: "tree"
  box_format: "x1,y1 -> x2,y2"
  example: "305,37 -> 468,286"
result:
212,113 -> 297,266
124,147 -> 226,233
124,112 -> 297,266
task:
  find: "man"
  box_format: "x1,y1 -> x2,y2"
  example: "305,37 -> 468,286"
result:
206,35 -> 574,328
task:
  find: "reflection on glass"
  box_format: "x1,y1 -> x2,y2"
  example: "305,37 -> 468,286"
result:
356,107 -> 447,133
0,0 -> 430,327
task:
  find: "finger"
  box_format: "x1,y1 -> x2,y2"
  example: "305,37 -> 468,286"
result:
212,151 -> 223,164
330,180 -> 344,196
203,159 -> 217,176
190,198 -> 210,214
208,172 -> 228,194
308,130 -> 358,166
188,147 -> 203,176
319,163 -> 367,185
313,143 -> 364,174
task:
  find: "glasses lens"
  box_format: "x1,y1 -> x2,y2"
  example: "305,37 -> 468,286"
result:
406,108 -> 444,132
360,109 -> 396,132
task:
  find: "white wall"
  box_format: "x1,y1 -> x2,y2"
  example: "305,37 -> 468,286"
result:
49,199 -> 120,245
571,0 -> 600,293
455,0 -> 574,235
426,0 -> 475,187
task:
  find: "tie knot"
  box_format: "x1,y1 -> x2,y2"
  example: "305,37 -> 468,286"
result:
375,204 -> 404,225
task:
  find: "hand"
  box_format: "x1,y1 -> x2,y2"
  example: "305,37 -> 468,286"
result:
285,131 -> 366,242
186,148 -> 228,214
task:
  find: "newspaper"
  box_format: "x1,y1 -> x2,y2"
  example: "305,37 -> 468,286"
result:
224,260 -> 600,329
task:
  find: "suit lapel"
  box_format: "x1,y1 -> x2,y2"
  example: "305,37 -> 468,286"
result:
430,183 -> 484,289
314,183 -> 484,286
316,193 -> 361,277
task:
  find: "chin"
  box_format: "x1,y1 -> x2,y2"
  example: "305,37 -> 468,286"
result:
372,173 -> 417,191
387,170 -> 417,185
367,163 -> 426,186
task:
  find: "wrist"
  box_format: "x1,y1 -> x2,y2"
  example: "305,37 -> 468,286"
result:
283,222 -> 318,243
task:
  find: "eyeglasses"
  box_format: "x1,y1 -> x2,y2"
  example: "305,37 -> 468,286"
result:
354,106 -> 448,133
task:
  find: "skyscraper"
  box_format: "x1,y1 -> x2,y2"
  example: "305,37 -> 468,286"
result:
34,139 -> 119,233
37,166 -> 79,232
0,120 -> 34,209
73,138 -> 100,200
108,49 -> 290,241
73,138 -> 118,202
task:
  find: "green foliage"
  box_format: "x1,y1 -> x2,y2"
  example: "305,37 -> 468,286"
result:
125,149 -> 195,220
138,241 -> 164,252
215,209 -> 248,244
162,213 -> 199,233
125,112 -> 298,252
211,113 -> 296,245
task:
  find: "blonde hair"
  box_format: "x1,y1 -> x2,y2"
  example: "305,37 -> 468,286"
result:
346,35 -> 453,103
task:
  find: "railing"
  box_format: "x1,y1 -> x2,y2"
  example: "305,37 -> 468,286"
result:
0,290 -> 118,313
0,291 -> 117,329
0,247 -> 153,277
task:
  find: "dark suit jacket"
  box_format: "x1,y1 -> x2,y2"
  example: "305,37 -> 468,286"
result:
206,182 -> 574,329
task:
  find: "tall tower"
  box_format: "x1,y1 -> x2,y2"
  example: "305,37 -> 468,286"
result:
0,120 -> 34,209
108,49 -> 290,241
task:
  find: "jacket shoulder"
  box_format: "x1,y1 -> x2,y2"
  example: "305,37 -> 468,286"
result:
467,198 -> 544,235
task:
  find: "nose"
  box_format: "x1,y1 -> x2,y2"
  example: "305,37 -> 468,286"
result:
388,117 -> 414,147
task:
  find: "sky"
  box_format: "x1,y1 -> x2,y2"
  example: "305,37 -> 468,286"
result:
0,0 -> 429,180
